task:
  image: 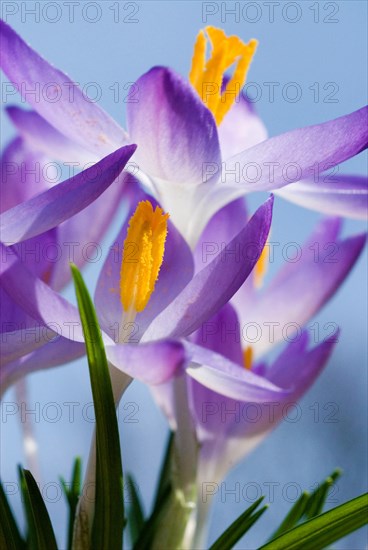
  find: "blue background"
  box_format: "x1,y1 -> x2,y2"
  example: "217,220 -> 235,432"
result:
1,1 -> 367,548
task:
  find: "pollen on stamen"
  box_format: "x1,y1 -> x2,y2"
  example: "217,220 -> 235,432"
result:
189,26 -> 258,125
120,201 -> 169,314
254,239 -> 270,289
243,346 -> 253,371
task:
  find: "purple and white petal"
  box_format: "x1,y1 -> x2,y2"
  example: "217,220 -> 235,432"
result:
219,86 -> 268,160
221,106 -> 368,192
239,218 -> 366,357
0,287 -> 55,365
194,197 -> 257,312
143,197 -> 273,341
174,103 -> 367,242
0,243 -> 84,342
188,303 -> 244,441
230,331 -> 338,441
0,144 -> 136,243
1,337 -> 85,396
6,106 -> 96,164
1,137 -> 50,212
127,67 -> 221,185
50,172 -> 132,291
11,228 -> 58,282
0,20 -> 129,156
196,332 -> 337,483
105,340 -> 187,385
275,175 -> 368,220
193,303 -> 244,365
183,341 -> 288,403
194,196 -> 248,272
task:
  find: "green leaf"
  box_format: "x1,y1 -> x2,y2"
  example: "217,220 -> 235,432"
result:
132,485 -> 171,550
152,431 -> 174,510
132,432 -> 174,550
259,493 -> 368,550
270,491 -> 310,540
71,264 -> 124,550
127,474 -> 145,545
304,468 -> 342,519
0,479 -> 25,549
209,497 -> 268,550
18,467 -> 57,550
60,457 -> 82,550
270,468 -> 343,540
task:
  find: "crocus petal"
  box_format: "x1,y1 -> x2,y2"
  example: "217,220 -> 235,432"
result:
193,303 -> 244,365
1,137 -> 50,212
1,337 -> 85,396
94,186 -> 194,340
127,66 -> 221,185
275,175 -> 368,220
265,330 -> 336,389
6,106 -> 96,164
183,341 -> 288,403
197,332 -> 338,485
0,144 -> 136,243
188,303 -> 246,441
218,86 -> 267,160
183,107 -> 367,243
1,287 -> 55,364
239,218 -> 366,357
0,243 -> 84,343
194,197 -> 248,272
142,197 -> 273,341
0,20 -> 129,156
12,228 -> 58,282
105,340 -> 187,385
49,172 -> 132,291
222,106 -> 368,192
194,197 -> 257,313
231,331 -> 338,441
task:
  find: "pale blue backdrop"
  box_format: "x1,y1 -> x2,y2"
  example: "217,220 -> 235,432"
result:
1,1 -> 367,548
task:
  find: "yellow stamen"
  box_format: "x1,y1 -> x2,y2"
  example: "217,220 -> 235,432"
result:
189,26 -> 258,125
120,201 -> 169,313
243,346 -> 253,370
188,30 -> 206,88
254,241 -> 269,289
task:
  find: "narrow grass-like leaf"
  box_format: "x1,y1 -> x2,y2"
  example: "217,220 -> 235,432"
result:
60,457 -> 82,550
305,468 -> 342,519
18,467 -> 57,550
270,468 -> 343,541
132,484 -> 171,550
270,491 -> 310,540
259,493 -> 368,550
209,497 -> 268,550
0,479 -> 25,549
152,431 -> 174,510
127,473 -> 145,545
71,264 -> 124,550
132,432 -> 174,550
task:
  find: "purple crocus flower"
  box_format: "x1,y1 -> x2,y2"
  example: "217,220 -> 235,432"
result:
0,21 -> 366,247
0,182 -> 282,540
0,185 -> 278,406
148,197 -> 366,548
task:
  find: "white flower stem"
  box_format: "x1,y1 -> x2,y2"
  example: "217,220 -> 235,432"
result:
152,373 -> 199,550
